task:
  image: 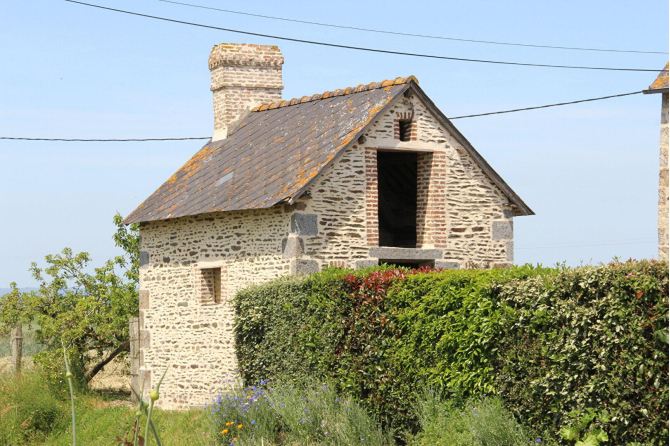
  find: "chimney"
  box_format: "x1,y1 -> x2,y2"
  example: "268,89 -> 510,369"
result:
209,43 -> 284,141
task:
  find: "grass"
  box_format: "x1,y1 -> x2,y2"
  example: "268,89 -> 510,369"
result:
43,403 -> 215,446
0,370 -> 216,446
1,369 -> 552,446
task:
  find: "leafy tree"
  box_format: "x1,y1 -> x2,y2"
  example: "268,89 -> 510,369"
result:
0,213 -> 139,386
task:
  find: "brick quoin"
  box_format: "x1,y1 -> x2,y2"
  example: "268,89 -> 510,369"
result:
417,152 -> 447,248
393,116 -> 418,141
365,147 -> 379,247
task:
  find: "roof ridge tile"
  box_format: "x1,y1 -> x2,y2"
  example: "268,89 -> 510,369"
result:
251,75 -> 418,112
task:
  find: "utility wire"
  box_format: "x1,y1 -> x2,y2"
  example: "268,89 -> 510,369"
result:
158,0 -> 666,55
0,88 -> 645,142
516,240 -> 656,250
449,90 -> 643,119
0,136 -> 209,142
64,1 -> 660,72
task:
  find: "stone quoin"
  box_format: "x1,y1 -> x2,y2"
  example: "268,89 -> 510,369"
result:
124,43 -> 534,409
643,62 -> 669,261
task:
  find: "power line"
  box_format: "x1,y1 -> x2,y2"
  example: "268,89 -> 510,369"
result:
516,240 -> 656,250
158,0 -> 666,55
449,91 -> 643,119
0,136 -> 209,142
64,0 -> 660,73
0,88 -> 645,142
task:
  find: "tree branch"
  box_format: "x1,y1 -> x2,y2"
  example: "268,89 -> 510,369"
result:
84,339 -> 130,382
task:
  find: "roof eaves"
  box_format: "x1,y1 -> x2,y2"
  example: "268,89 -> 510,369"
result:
122,138 -> 214,225
643,62 -> 669,94
408,83 -> 534,216
643,87 -> 669,94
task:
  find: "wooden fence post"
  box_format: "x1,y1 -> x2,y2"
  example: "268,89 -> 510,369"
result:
11,323 -> 22,376
129,317 -> 140,404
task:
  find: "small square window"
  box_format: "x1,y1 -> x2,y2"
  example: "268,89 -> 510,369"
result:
197,267 -> 222,304
398,120 -> 412,141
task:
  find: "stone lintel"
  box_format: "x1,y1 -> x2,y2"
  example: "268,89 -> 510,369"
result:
368,247 -> 442,261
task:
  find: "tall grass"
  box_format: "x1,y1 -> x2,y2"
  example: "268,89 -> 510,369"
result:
410,390 -> 545,446
0,369 -> 215,446
210,379 -> 394,445
0,371 -> 68,445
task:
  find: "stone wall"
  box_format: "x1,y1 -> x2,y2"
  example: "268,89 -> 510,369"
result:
138,88 -> 520,409
137,208 -> 291,409
659,93 -> 668,261
361,91 -> 514,268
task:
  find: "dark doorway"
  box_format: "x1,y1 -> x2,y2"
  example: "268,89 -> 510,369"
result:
377,151 -> 417,247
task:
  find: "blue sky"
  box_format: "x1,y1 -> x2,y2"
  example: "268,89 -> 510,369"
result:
1,0 -> 668,288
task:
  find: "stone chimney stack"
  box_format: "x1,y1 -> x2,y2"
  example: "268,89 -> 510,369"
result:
209,43 -> 284,141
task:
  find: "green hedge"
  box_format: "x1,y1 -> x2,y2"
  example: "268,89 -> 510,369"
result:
492,260 -> 668,443
234,261 -> 668,444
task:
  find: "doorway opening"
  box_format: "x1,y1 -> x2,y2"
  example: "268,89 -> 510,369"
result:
377,151 -> 417,248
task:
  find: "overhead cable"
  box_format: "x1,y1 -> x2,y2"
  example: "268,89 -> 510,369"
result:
448,91 -> 643,119
0,88 -> 645,142
64,1 -> 661,72
516,239 -> 656,249
158,0 -> 666,55
0,136 -> 210,142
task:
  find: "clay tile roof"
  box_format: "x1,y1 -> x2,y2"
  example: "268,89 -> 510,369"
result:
645,62 -> 669,93
124,78 -> 416,224
124,74 -> 533,224
250,76 -> 419,112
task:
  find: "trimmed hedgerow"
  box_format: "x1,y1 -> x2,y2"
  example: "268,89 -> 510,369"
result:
491,260 -> 669,444
235,265 -> 550,433
234,261 -> 668,444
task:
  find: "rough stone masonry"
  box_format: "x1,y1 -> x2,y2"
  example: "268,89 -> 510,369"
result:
129,43 -> 533,409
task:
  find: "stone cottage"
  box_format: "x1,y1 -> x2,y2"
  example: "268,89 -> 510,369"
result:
643,62 -> 669,261
124,43 -> 534,409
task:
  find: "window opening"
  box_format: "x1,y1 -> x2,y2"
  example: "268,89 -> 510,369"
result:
398,120 -> 412,141
199,267 -> 222,304
377,151 -> 417,248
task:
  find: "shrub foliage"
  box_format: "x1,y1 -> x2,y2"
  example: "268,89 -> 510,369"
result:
235,260 -> 668,444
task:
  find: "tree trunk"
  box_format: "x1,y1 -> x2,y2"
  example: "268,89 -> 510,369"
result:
84,339 -> 130,383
